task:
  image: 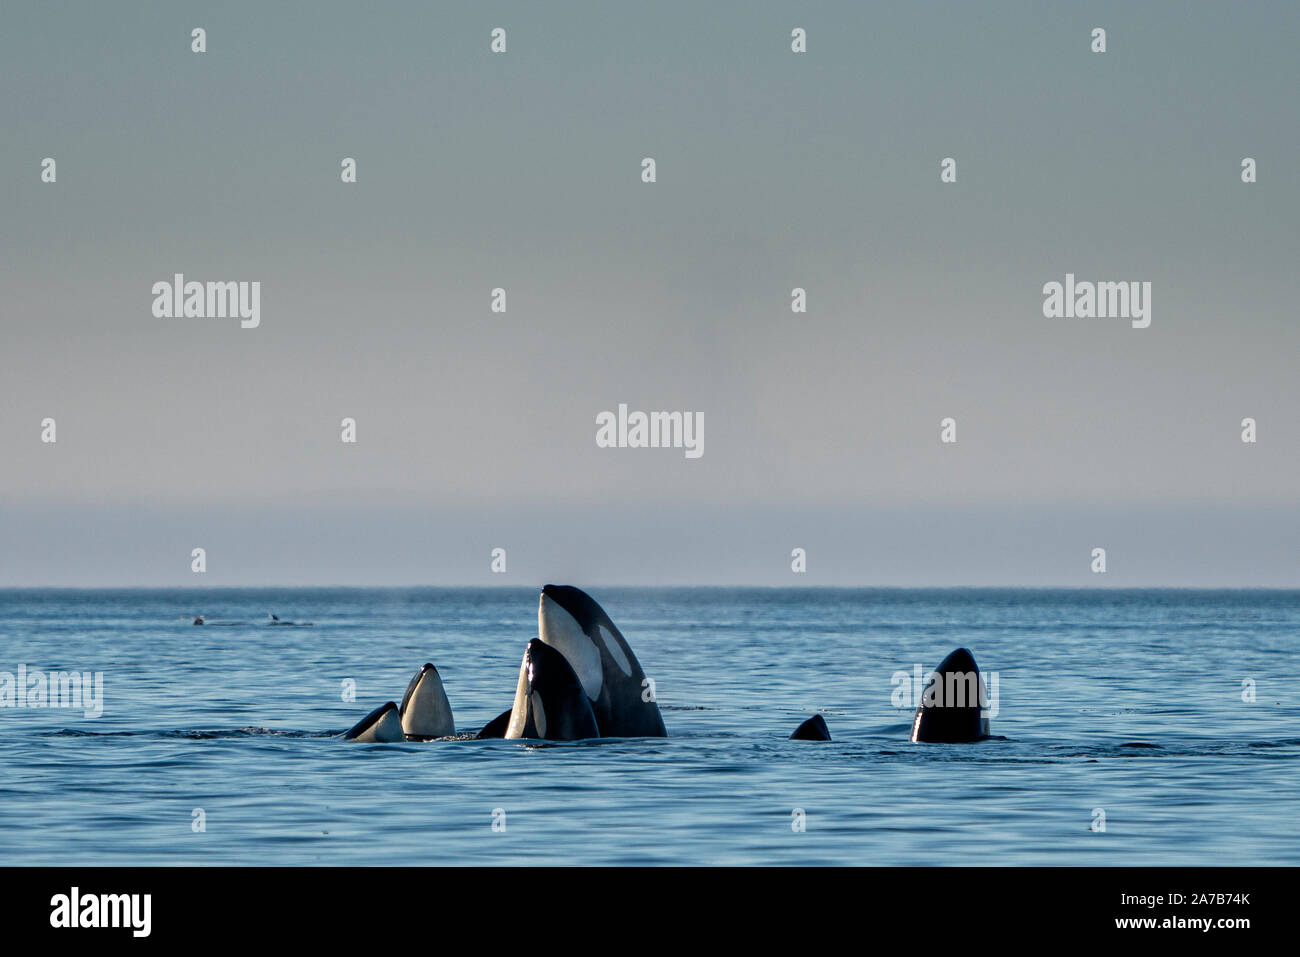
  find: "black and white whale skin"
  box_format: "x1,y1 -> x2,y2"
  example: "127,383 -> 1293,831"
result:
537,585 -> 667,737
399,663 -> 455,740
504,639 -> 600,741
340,701 -> 404,743
790,714 -> 831,741
909,647 -> 991,743
475,709 -> 512,739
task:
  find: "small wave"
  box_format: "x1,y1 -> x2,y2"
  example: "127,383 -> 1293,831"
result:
43,727 -> 335,739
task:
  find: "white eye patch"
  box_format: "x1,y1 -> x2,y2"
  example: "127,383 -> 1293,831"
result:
598,624 -> 633,677
530,691 -> 547,738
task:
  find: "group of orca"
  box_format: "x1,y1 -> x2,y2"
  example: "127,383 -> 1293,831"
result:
340,584 -> 993,745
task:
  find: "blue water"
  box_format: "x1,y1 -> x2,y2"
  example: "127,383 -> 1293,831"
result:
0,588 -> 1296,865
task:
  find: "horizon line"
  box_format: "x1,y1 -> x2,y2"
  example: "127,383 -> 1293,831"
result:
0,583 -> 1295,592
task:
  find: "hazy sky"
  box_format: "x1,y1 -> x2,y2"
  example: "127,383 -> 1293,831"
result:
1,1 -> 1296,586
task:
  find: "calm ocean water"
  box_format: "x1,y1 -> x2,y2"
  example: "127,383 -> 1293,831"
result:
0,587 -> 1296,865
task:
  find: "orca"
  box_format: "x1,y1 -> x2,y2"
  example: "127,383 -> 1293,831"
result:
267,613 -> 312,626
475,709 -> 512,739
909,647 -> 991,743
340,701 -> 404,743
504,639 -> 600,741
399,663 -> 455,740
790,714 -> 831,741
537,584 -> 666,737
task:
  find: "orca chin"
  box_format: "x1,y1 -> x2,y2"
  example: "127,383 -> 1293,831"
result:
340,701 -> 404,743
504,639 -> 600,741
790,714 -> 831,741
537,584 -> 667,738
399,663 -> 455,740
909,647 -> 991,743
475,709 -> 512,739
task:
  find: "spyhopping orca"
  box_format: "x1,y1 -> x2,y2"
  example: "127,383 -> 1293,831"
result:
504,639 -> 600,741
340,701 -> 404,743
475,709 -> 512,739
790,714 -> 831,741
537,584 -> 666,737
909,647 -> 991,743
399,663 -> 455,740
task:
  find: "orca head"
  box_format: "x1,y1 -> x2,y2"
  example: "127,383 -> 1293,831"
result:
790,713 -> 831,741
540,585 -> 601,629
910,647 -> 989,743
505,639 -> 599,740
935,647 -> 979,676
399,663 -> 454,739
512,640 -> 573,738
538,585 -> 606,700
341,701 -> 404,743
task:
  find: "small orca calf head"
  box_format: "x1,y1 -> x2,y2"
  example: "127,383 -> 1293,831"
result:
505,639 -> 600,741
790,713 -> 831,741
340,701 -> 404,743
399,663 -> 455,740
910,647 -> 990,743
